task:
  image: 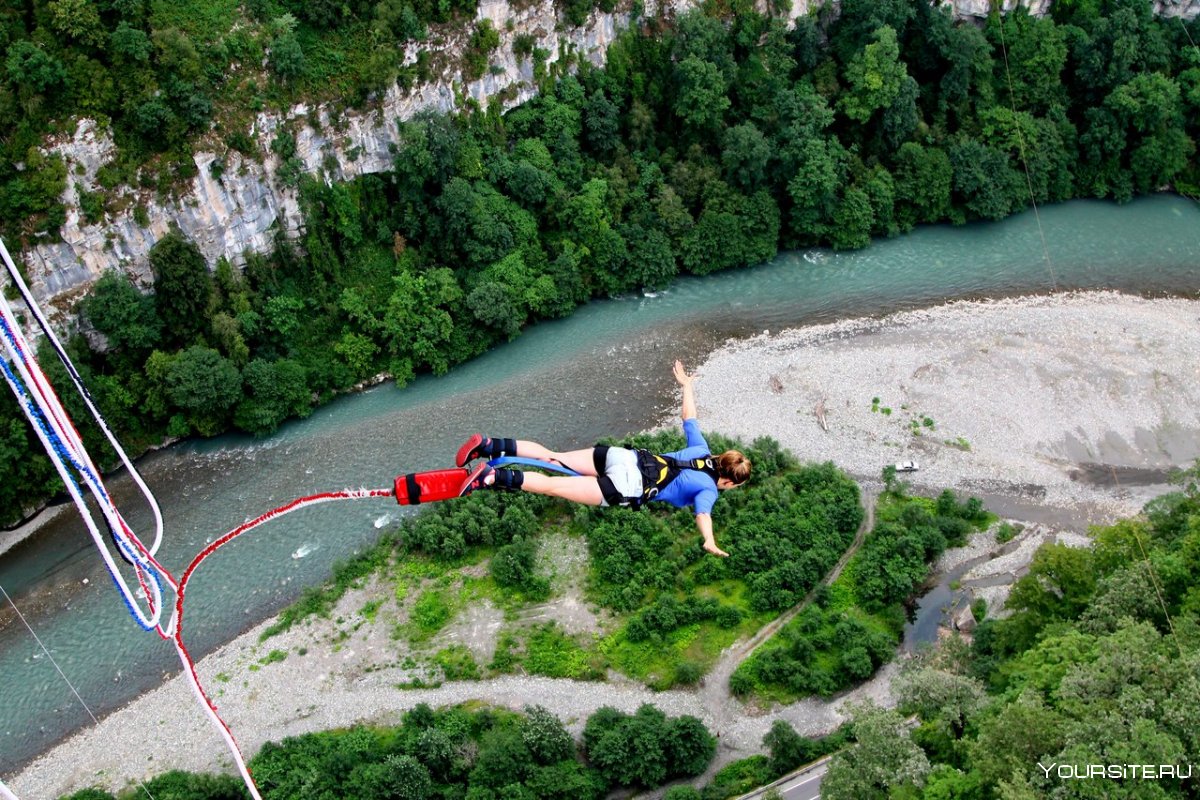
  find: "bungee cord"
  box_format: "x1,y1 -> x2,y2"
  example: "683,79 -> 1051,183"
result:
0,238 -> 167,563
0,311 -> 169,631
0,239 -> 401,799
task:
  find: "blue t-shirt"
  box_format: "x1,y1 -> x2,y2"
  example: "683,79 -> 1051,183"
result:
652,418 -> 719,515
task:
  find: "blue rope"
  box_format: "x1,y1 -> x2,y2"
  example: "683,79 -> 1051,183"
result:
487,456 -> 581,476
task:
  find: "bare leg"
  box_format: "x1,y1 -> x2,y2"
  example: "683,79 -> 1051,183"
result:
514,441 -> 599,476
519,473 -> 604,505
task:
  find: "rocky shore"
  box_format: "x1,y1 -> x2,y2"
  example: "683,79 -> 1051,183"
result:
9,290 -> 1200,798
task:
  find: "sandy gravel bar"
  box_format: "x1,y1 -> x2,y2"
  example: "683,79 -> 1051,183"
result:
695,291 -> 1200,521
10,290 -> 1200,797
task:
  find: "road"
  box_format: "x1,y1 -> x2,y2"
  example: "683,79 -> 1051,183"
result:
737,757 -> 831,800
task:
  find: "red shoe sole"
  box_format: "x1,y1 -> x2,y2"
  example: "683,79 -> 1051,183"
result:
459,462 -> 492,496
456,433 -> 485,467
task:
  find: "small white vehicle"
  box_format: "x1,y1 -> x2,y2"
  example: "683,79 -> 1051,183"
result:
895,460 -> 920,472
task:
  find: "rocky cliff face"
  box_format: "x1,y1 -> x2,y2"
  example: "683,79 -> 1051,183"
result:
20,0 -> 1200,309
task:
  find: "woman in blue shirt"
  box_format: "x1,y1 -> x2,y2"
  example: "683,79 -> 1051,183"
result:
458,360 -> 751,557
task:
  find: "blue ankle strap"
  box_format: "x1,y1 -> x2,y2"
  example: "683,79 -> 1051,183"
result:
488,456 -> 580,476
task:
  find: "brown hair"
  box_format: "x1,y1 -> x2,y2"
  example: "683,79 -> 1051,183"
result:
715,450 -> 751,485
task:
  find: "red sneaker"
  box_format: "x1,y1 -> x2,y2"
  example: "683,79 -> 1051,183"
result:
459,463 -> 495,497
456,434 -> 490,467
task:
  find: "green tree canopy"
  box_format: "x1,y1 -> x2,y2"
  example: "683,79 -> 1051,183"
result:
149,232 -> 213,345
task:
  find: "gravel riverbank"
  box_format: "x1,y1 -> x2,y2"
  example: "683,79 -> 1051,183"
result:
9,290 -> 1200,798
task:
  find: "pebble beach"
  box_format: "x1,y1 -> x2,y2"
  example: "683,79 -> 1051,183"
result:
9,290 -> 1200,798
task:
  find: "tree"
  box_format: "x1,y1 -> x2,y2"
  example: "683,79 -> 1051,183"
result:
828,0 -> 915,64
80,272 -> 162,355
830,186 -> 873,250
785,136 -> 845,243
948,139 -> 1021,222
968,689 -> 1065,787
61,790 -> 115,800
373,754 -> 432,800
525,761 -> 606,800
491,537 -> 548,597
521,705 -> 575,764
764,720 -> 815,776
721,123 -> 771,192
990,11 -> 1068,115
271,32 -> 306,80
894,663 -> 988,734
373,266 -> 463,381
920,765 -> 984,800
1005,543 -> 1097,624
821,702 -> 929,800
233,358 -> 310,435
151,27 -> 203,82
110,22 -> 153,63
149,232 -> 213,345
674,57 -> 730,133
48,0 -> 106,48
5,42 -> 66,95
584,89 -> 620,155
136,770 -> 247,799
838,26 -> 910,125
166,346 -> 241,436
662,788 -> 702,800
469,727 -> 535,790
559,178 -> 629,295
583,704 -> 670,788
663,715 -> 716,777
1105,73 -> 1193,194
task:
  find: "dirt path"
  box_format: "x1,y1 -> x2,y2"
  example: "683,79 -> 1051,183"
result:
699,489 -> 877,713
692,490 -> 878,784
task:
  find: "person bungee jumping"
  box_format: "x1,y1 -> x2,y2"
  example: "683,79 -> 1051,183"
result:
457,360 -> 750,557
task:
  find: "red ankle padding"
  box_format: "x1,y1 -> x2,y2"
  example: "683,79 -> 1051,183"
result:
395,468 -> 470,505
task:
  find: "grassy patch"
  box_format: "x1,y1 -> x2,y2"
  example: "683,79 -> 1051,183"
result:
404,588 -> 456,643
701,755 -> 774,800
601,601 -> 769,690
434,645 -> 480,681
996,522 -> 1022,543
523,623 -> 604,680
149,0 -> 241,43
260,648 -> 288,665
360,598 -> 384,622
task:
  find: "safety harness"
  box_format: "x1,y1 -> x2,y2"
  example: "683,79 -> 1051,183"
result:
632,449 -> 719,508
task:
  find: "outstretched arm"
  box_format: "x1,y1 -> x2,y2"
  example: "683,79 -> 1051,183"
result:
695,513 -> 728,557
674,360 -> 697,421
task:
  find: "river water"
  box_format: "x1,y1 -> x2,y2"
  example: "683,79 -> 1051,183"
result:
2,196 -> 1199,775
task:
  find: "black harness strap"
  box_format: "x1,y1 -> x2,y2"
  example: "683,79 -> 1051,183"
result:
632,449 -> 719,508
405,473 -> 422,504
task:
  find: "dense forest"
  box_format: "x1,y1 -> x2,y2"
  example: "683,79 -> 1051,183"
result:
56,701 -> 720,799
54,701 -> 859,799
1,0 -> 1197,523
